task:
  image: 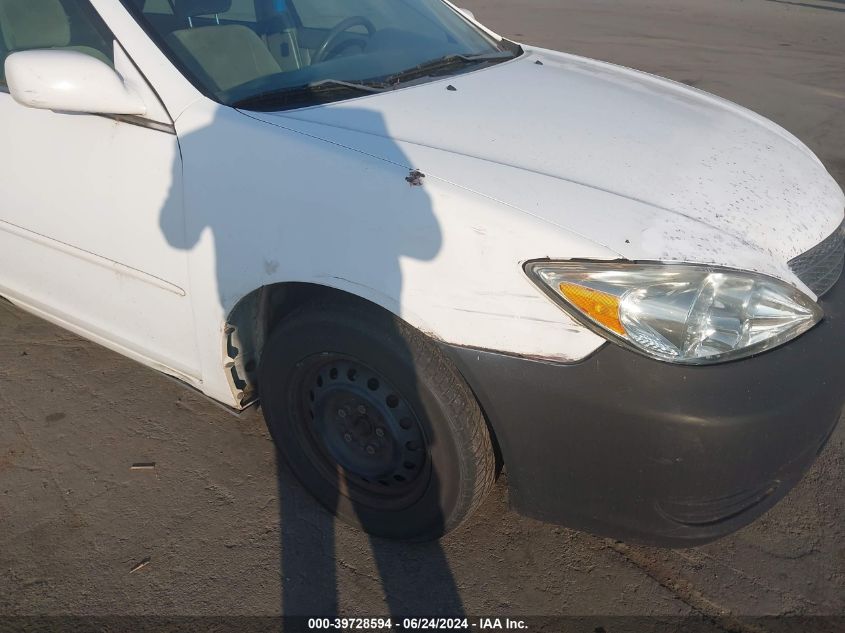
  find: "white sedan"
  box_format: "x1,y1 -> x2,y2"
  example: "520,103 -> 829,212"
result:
1,0 -> 843,545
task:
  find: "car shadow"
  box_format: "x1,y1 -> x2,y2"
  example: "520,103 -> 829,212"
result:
159,102 -> 467,620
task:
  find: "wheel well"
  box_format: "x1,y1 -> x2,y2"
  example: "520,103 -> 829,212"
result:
224,282 -> 381,407
225,281 -> 504,474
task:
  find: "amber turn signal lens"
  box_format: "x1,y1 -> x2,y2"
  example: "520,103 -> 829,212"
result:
559,283 -> 626,335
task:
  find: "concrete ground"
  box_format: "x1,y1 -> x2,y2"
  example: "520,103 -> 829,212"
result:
1,0 -> 844,628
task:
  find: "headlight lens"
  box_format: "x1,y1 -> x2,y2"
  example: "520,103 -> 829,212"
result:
525,261 -> 823,364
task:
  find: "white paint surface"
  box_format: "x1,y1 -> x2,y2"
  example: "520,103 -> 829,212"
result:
0,1 -> 842,408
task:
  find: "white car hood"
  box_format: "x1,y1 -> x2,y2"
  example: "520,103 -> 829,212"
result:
245,47 -> 845,284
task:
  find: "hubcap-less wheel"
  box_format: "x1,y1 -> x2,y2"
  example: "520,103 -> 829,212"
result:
295,356 -> 429,505
260,299 -> 497,540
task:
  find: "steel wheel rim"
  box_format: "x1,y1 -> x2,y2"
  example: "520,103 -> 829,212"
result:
291,354 -> 430,506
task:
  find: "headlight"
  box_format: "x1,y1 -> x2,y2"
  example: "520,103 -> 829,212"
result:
525,261 -> 823,364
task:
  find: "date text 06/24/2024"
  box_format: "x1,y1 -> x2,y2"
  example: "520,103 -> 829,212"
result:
307,618 -> 528,631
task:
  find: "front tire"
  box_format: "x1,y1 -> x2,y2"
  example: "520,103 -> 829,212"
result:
259,298 -> 495,540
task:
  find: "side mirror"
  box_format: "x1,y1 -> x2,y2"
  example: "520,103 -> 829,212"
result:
5,49 -> 146,116
458,7 -> 476,20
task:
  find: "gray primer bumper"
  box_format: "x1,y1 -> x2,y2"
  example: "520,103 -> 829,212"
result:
442,274 -> 845,547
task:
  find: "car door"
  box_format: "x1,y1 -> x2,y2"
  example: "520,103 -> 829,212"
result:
0,0 -> 201,383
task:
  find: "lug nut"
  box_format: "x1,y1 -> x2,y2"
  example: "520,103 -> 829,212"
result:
338,409 -> 347,419
343,433 -> 353,443
357,405 -> 367,414
365,445 -> 376,455
375,428 -> 385,438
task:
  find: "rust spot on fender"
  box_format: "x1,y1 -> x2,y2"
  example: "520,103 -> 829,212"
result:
406,169 -> 426,187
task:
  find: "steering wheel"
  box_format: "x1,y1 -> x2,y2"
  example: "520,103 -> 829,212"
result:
312,16 -> 377,64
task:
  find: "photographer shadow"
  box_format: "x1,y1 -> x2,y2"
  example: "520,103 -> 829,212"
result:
160,103 -> 467,621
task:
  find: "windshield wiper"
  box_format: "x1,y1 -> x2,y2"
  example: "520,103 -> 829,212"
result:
231,51 -> 517,110
231,79 -> 387,110
377,51 -> 517,86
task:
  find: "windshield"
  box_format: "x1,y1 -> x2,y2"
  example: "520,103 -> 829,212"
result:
123,0 -> 518,110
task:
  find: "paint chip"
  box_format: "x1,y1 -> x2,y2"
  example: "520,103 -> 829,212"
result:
405,170 -> 426,187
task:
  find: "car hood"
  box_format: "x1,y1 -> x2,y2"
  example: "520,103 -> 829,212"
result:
244,47 -> 845,286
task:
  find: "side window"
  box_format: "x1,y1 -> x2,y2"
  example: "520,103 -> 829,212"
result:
289,0 -> 346,29
288,0 -> 440,34
143,0 -> 176,14
0,0 -> 115,87
220,0 -> 257,23
171,0 -> 257,24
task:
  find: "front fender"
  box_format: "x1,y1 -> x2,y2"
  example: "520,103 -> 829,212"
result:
174,102 -> 615,404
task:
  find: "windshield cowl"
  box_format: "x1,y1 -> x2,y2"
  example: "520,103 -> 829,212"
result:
230,49 -> 522,111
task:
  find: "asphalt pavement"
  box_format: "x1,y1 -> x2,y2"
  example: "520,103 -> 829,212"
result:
1,0 -> 843,629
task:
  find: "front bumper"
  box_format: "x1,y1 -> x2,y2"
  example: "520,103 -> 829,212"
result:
442,274 -> 845,547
